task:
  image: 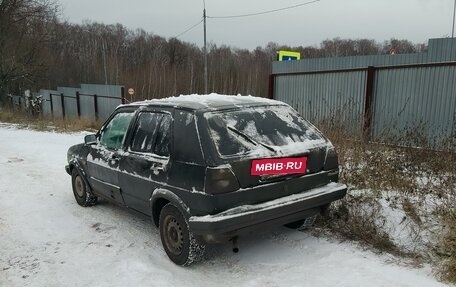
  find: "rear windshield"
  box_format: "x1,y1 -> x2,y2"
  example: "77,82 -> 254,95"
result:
204,105 -> 326,158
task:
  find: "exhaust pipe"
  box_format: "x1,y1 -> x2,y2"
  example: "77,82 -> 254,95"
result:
231,236 -> 239,253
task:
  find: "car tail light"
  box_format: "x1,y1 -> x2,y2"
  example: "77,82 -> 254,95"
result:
204,167 -> 240,194
324,146 -> 339,170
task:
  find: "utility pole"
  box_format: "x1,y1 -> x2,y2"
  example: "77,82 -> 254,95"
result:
203,1 -> 208,94
453,0 -> 456,37
102,41 -> 108,85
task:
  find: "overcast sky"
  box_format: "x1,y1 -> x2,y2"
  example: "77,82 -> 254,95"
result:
57,0 -> 455,50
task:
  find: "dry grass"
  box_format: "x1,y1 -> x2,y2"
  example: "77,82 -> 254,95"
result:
0,109 -> 101,132
316,194 -> 405,255
401,198 -> 422,226
315,122 -> 456,283
435,205 -> 456,283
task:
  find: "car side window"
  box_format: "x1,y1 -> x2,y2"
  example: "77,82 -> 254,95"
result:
154,114 -> 172,157
130,112 -> 172,157
99,112 -> 134,150
130,112 -> 163,153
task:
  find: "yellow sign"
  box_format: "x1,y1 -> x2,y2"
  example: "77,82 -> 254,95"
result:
278,51 -> 301,61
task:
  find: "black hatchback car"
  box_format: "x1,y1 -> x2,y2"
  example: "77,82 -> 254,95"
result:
66,94 -> 347,266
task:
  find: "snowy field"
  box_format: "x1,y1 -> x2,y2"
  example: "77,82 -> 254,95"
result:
0,124 -> 448,287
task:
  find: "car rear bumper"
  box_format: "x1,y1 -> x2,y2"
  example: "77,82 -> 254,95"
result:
188,182 -> 347,243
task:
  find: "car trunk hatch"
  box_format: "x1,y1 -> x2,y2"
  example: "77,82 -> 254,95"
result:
202,105 -> 332,198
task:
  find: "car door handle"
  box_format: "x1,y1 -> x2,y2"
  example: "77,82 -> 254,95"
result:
151,163 -> 164,173
111,153 -> 121,162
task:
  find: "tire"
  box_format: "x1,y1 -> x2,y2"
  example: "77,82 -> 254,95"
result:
159,203 -> 205,266
284,214 -> 318,230
71,169 -> 97,207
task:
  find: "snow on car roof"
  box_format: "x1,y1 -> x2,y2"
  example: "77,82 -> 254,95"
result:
122,93 -> 287,111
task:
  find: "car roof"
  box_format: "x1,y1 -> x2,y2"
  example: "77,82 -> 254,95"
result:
120,94 -> 287,112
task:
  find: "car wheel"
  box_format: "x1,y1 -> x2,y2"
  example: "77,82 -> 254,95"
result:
284,214 -> 318,230
159,203 -> 205,266
71,169 -> 97,207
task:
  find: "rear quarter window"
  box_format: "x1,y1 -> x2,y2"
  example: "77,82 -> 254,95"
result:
173,110 -> 205,164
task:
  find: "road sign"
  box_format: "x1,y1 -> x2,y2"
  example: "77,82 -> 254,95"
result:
277,51 -> 301,61
128,88 -> 135,95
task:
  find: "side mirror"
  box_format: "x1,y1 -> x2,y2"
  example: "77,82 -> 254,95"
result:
84,134 -> 97,145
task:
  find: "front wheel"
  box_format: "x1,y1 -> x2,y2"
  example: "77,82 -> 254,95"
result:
159,203 -> 205,266
71,169 -> 97,207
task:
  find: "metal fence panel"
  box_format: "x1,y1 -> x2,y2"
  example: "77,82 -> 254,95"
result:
97,97 -> 122,121
272,53 -> 426,74
38,84 -> 125,121
428,38 -> 456,62
57,87 -> 80,118
80,84 -> 123,97
78,94 -> 95,119
9,84 -> 124,121
50,94 -> 63,118
38,89 -> 58,116
372,65 -> 456,145
272,38 -> 456,148
274,71 -> 366,134
64,96 -> 78,118
80,84 -> 124,121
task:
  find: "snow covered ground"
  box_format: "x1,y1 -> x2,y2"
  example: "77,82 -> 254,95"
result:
0,124 -> 449,287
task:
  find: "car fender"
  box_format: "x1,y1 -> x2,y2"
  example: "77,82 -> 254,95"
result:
69,158 -> 93,193
150,188 -> 191,227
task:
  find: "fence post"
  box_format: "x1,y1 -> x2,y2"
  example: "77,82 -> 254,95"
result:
363,66 -> 375,140
49,94 -> 54,118
93,94 -> 98,121
76,91 -> 81,118
60,93 -> 66,119
268,74 -> 275,99
121,86 -> 126,104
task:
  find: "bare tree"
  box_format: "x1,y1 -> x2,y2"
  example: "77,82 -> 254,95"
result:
0,0 -> 58,102
382,38 -> 417,54
4,15 -> 426,103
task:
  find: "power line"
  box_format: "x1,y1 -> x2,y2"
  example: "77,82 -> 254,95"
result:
175,0 -> 320,94
173,18 -> 203,39
207,0 -> 320,19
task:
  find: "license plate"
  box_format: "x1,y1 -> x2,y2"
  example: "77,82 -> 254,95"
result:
250,157 -> 308,176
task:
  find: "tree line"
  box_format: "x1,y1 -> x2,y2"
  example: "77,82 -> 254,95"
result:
0,0 -> 427,103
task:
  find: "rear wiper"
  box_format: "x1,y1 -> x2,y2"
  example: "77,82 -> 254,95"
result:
227,126 -> 277,153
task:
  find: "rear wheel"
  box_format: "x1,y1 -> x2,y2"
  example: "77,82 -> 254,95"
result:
284,214 -> 318,230
71,169 -> 97,207
159,203 -> 205,266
